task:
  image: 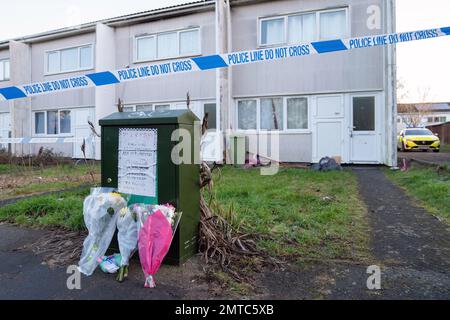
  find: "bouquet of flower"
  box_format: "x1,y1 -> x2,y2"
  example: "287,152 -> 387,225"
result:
78,188 -> 128,276
116,206 -> 138,282
135,204 -> 182,288
131,203 -> 156,231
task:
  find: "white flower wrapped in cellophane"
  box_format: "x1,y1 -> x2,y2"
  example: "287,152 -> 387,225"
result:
154,204 -> 177,226
78,188 -> 128,276
116,206 -> 138,282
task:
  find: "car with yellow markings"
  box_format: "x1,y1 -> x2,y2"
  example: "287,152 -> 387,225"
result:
398,128 -> 440,152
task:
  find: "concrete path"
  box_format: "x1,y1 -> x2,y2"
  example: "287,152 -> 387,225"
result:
351,167 -> 450,299
0,223 -> 213,300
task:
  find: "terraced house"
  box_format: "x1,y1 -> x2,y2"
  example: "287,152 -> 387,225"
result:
0,0 -> 397,165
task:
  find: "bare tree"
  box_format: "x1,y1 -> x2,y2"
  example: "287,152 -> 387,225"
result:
397,80 -> 433,128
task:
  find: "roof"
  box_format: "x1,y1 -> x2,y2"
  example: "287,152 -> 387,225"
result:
398,103 -> 450,113
0,0 -> 214,47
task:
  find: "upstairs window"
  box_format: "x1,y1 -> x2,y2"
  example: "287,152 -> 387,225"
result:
0,59 -> 10,81
136,28 -> 200,62
261,18 -> 285,46
319,10 -> 347,40
259,8 -> 348,46
46,45 -> 93,74
288,13 -> 316,43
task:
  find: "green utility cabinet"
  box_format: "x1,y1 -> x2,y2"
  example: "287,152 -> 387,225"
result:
99,110 -> 200,265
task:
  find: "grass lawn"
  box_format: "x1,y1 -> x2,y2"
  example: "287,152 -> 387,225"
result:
0,163 -> 100,201
0,188 -> 90,231
0,166 -> 370,262
440,144 -> 450,153
385,166 -> 450,224
209,166 -> 369,261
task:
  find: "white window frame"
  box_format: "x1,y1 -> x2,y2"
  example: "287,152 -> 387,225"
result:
0,59 -> 10,81
236,96 -> 311,133
236,99 -> 259,133
134,27 -> 201,63
32,109 -> 73,137
45,44 -> 94,76
154,104 -> 171,111
258,7 -> 349,47
33,111 -> 47,136
259,16 -> 287,47
284,96 -> 310,132
318,8 -> 350,41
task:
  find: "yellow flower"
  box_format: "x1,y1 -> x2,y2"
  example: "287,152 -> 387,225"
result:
119,207 -> 129,217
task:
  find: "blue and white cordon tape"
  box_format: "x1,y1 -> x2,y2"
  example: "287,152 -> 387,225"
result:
0,27 -> 449,102
0,136 -> 95,145
0,27 -> 449,144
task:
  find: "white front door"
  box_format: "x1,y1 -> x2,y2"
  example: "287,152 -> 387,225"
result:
349,95 -> 380,163
312,95 -> 346,163
73,108 -> 95,159
0,113 -> 11,150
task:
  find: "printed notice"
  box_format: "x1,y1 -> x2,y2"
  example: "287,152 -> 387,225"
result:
118,128 -> 157,197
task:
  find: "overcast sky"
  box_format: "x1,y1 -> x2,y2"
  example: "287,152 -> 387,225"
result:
0,0 -> 448,103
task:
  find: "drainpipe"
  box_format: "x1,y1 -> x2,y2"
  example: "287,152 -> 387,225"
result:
386,0 -> 397,167
227,0 -> 233,134
215,0 -> 230,163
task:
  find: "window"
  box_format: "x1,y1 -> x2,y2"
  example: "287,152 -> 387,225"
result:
288,13 -> 316,43
261,18 -> 285,46
136,104 -> 153,112
204,103 -> 217,130
35,112 -> 45,134
427,117 -> 434,123
154,104 -> 170,111
180,29 -> 200,55
158,32 -> 178,59
237,97 -> 309,132
136,28 -> 200,62
136,36 -> 156,61
46,45 -> 93,74
287,98 -> 308,129
47,52 -> 60,74
61,48 -> 78,71
122,106 -> 135,112
433,116 -> 447,123
80,46 -> 93,69
59,111 -> 71,134
0,59 -> 10,81
124,104 -> 172,112
47,111 -> 58,135
259,8 -> 348,46
261,98 -> 283,130
319,10 -> 347,40
34,110 -> 72,135
238,100 -> 257,130
353,97 -> 375,131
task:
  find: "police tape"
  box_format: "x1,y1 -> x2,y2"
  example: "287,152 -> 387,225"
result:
0,136 -> 95,144
0,26 -> 448,102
